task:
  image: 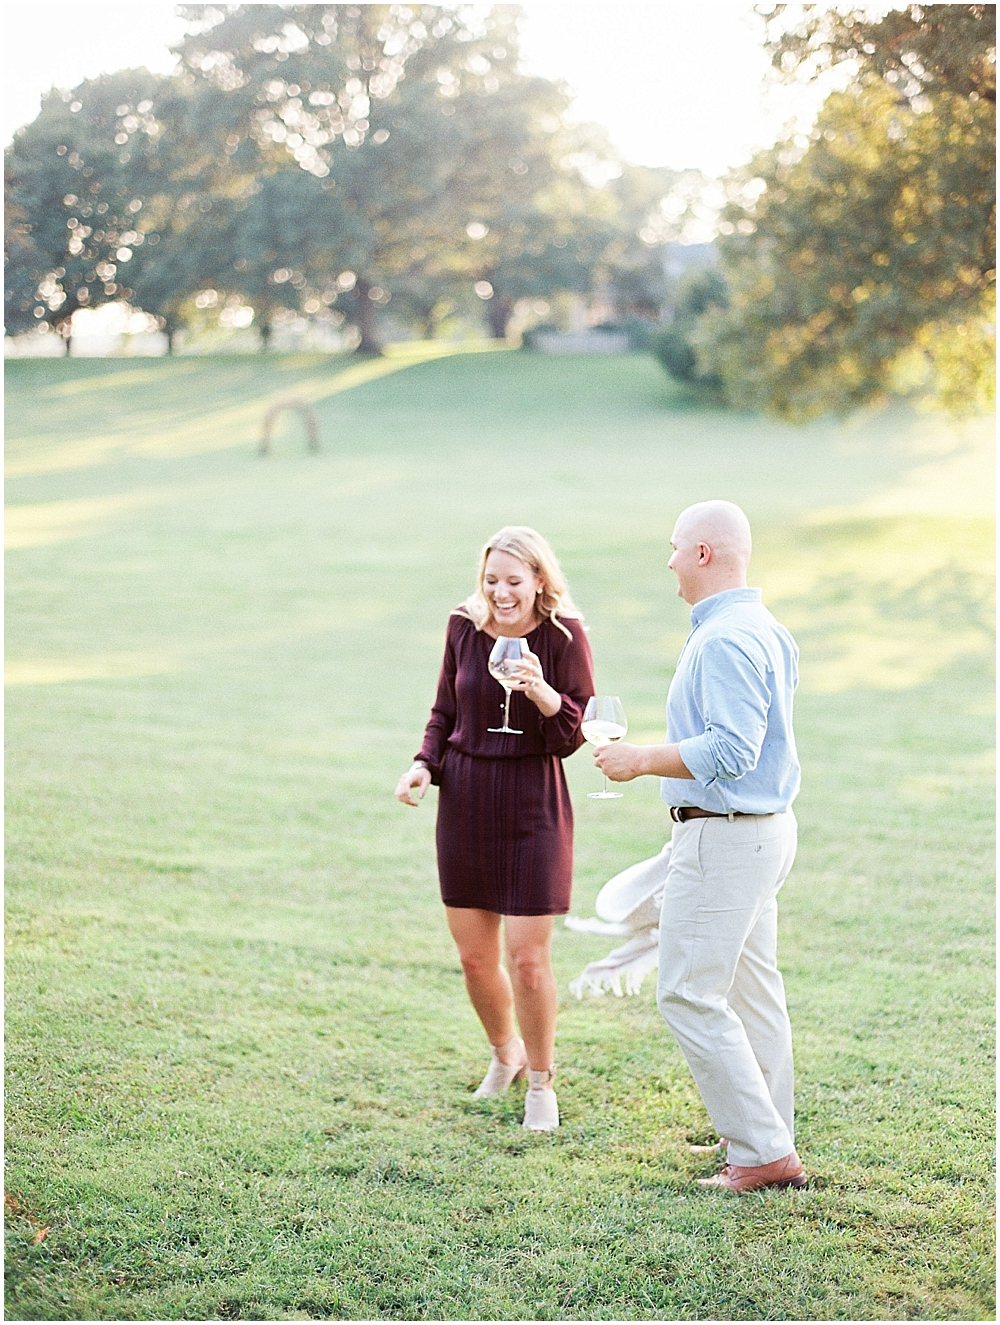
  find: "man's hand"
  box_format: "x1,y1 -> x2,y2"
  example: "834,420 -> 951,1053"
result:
594,741 -> 695,781
594,741 -> 647,782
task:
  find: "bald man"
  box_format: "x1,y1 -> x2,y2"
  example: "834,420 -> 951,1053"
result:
596,501 -> 805,1194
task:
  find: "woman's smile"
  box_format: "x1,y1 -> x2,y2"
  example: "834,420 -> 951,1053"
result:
483,548 -> 542,635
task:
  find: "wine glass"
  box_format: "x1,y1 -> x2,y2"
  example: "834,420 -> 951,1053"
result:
487,636 -> 527,734
582,695 -> 628,798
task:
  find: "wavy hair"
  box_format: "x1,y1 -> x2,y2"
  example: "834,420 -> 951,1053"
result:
457,526 -> 584,640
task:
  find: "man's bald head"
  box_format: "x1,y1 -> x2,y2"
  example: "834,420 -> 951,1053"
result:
673,501 -> 752,565
668,501 -> 753,604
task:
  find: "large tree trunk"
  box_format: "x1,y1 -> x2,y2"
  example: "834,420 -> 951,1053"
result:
352,279 -> 382,354
162,312 -> 179,355
414,302 -> 434,340
259,316 -> 272,352
57,311 -> 76,357
485,291 -> 514,339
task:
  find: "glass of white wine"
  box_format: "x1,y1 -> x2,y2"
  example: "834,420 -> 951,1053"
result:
487,636 -> 527,734
582,695 -> 628,799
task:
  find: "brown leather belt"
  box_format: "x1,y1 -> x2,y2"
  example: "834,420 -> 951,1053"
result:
670,806 -> 776,823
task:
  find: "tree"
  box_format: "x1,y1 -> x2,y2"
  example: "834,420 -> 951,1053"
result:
4,69 -> 202,349
651,265 -> 727,387
171,4 -> 492,348
6,5 -> 673,355
4,151 -> 47,339
173,3 -> 619,347
596,163 -> 679,322
763,3 -> 996,104
697,4 -> 995,417
428,32 -> 620,339
6,70 -> 164,344
177,167 -> 362,348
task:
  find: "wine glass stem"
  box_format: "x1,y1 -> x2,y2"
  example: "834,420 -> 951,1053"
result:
603,772 -> 609,794
503,689 -> 512,729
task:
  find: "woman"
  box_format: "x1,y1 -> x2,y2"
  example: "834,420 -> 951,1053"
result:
395,527 -> 594,1130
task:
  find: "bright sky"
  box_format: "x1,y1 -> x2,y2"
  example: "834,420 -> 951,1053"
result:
2,2 -> 830,175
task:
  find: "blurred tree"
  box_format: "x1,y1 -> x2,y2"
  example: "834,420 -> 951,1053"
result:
172,4 -> 439,349
764,3 -> 996,104
174,3 -> 618,347
598,163 -> 679,321
696,4 -> 995,417
431,34 -> 619,338
6,4 -> 683,354
179,167 -> 362,348
4,152 -> 47,339
4,69 -> 196,347
651,265 -> 727,387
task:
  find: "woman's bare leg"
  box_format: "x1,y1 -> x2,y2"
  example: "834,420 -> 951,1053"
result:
504,915 -> 557,1076
445,907 -> 521,1061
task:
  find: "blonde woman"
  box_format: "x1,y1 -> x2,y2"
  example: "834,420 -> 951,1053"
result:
395,527 -> 594,1130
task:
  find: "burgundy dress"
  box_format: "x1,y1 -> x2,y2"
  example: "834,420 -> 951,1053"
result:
415,611 -> 595,915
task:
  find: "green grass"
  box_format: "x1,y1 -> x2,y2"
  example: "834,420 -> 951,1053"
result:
5,349 -> 995,1321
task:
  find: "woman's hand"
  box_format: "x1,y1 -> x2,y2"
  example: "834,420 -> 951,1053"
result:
395,763 -> 432,806
508,647 -> 562,718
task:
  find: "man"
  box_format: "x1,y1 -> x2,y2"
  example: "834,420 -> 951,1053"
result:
595,500 -> 805,1194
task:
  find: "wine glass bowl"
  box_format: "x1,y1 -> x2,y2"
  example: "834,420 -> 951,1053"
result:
582,695 -> 627,798
487,636 -> 527,734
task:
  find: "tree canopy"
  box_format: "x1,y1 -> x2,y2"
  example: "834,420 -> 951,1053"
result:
6,3 -> 687,353
4,68 -> 197,342
694,3 -> 995,417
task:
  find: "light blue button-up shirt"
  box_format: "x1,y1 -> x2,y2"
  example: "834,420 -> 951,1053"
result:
660,587 -> 801,815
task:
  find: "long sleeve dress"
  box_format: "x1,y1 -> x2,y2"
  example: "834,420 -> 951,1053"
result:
415,610 -> 595,915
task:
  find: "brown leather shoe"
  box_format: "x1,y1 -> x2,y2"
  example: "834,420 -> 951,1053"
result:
697,1149 -> 806,1193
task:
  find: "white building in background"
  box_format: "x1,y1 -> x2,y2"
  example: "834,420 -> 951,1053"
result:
662,241 -> 718,283
531,329 -> 630,355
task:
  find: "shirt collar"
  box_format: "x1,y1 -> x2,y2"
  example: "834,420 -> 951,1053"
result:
690,586 -> 762,629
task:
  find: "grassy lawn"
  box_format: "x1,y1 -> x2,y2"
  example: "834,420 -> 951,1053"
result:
4,349 -> 994,1321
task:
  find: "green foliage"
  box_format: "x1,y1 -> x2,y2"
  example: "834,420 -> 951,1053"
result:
700,4 -> 995,419
599,163 -> 681,318
650,326 -> 703,385
764,3 -> 996,103
5,7 -> 696,353
4,69 -> 197,343
5,351 -> 995,1320
168,3 -> 627,346
650,266 -> 726,387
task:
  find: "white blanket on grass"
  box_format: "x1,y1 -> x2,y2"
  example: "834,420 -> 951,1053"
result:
564,842 -> 672,998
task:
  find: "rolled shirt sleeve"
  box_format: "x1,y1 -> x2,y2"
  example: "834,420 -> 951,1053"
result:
660,586 -> 800,816
676,637 -> 771,786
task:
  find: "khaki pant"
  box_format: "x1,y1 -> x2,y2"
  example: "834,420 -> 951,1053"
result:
656,810 -> 798,1167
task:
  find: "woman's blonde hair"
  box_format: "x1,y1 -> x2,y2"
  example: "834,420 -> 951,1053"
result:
457,526 -> 584,639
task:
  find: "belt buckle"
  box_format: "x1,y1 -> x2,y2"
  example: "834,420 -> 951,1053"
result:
670,806 -> 683,823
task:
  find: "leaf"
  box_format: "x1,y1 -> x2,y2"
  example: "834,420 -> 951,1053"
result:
31,1223 -> 50,1245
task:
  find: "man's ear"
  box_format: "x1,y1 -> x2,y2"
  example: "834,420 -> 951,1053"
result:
697,542 -> 712,566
